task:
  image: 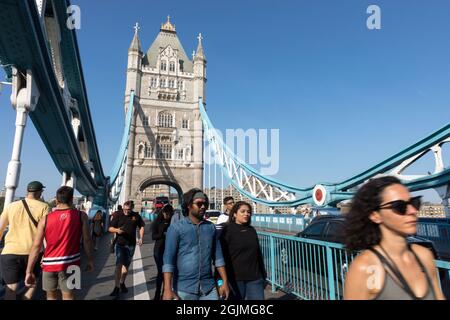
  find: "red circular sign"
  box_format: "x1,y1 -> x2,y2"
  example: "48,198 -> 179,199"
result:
315,189 -> 323,202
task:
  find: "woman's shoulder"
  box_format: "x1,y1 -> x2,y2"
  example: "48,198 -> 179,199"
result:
410,244 -> 437,271
347,249 -> 383,274
344,248 -> 385,299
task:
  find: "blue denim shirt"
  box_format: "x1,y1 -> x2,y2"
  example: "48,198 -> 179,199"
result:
163,216 -> 225,295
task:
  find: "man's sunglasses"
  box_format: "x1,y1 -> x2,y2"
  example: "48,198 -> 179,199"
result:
375,196 -> 422,215
193,201 -> 208,208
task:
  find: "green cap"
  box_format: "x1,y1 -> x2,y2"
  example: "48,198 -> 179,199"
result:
27,181 -> 45,192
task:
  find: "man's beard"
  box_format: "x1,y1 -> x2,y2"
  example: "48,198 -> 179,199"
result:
191,209 -> 204,220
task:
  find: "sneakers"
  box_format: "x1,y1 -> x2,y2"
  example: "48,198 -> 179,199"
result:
109,287 -> 120,297
120,283 -> 128,293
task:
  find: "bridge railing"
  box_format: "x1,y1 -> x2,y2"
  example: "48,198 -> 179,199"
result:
252,214 -> 310,234
257,231 -> 450,300
416,222 -> 450,260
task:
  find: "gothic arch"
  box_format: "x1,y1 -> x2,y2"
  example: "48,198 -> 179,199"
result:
138,176 -> 185,204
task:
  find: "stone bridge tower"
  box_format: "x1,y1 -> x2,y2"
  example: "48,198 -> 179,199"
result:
123,17 -> 205,210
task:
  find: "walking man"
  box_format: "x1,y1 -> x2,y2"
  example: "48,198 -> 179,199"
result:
216,196 -> 235,234
163,188 -> 230,300
0,181 -> 49,300
25,186 -> 94,300
108,200 -> 145,297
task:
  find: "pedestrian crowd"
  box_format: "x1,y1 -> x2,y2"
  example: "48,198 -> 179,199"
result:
0,177 -> 445,300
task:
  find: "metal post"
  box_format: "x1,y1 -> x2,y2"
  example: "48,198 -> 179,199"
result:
62,172 -> 76,188
4,68 -> 40,207
326,246 -> 336,300
443,198 -> 450,219
270,235 -> 276,293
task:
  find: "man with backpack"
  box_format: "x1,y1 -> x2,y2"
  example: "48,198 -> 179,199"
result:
0,181 -> 49,300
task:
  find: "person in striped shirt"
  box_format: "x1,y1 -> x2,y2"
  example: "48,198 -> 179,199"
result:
25,186 -> 94,300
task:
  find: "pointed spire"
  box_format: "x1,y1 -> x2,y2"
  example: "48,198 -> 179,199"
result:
161,15 -> 176,33
129,22 -> 142,52
194,33 -> 206,61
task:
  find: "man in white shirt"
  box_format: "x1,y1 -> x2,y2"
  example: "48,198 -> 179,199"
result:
215,197 -> 234,234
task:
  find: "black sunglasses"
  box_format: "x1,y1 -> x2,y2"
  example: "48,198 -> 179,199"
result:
375,196 -> 422,215
193,201 -> 208,208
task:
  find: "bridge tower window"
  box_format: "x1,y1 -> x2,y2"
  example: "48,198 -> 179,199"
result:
142,115 -> 149,127
157,144 -> 172,159
144,144 -> 153,158
161,61 -> 167,71
158,112 -> 173,127
169,62 -> 175,72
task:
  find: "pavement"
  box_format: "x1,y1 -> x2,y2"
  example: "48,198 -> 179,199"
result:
1,220 -> 296,300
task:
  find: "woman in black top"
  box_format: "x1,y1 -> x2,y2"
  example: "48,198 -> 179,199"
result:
151,204 -> 174,300
220,201 -> 266,300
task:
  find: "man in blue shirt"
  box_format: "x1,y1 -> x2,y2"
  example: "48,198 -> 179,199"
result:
162,188 -> 230,300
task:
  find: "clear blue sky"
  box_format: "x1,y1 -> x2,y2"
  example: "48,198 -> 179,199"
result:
0,0 -> 449,202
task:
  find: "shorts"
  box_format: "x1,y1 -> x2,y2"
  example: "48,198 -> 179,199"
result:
42,270 -> 73,293
0,254 -> 41,285
115,244 -> 135,267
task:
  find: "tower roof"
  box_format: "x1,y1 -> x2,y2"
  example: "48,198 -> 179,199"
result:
145,17 -> 193,73
194,33 -> 206,61
129,22 -> 142,52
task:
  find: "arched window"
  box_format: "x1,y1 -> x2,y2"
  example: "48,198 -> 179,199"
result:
156,144 -> 172,159
169,62 -> 175,72
158,112 -> 173,127
150,78 -> 157,88
179,80 -> 184,90
169,79 -> 175,88
161,61 -> 167,71
142,115 -> 149,127
144,144 -> 153,158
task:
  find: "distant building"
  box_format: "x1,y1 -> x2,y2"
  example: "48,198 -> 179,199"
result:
419,203 -> 447,218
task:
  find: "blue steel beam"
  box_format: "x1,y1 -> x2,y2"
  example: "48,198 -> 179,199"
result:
0,0 -> 106,201
53,0 -> 106,187
201,94 -> 450,207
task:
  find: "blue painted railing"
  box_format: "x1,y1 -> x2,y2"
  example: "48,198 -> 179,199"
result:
257,231 -> 450,300
141,212 -> 157,221
416,222 -> 450,260
252,214 -> 311,234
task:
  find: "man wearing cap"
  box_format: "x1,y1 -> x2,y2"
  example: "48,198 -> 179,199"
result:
0,181 -> 49,300
162,188 -> 230,300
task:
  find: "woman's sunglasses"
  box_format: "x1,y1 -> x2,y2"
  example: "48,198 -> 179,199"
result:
375,196 -> 422,215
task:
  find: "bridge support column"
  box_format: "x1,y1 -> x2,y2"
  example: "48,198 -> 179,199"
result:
4,68 -> 39,207
62,172 -> 76,189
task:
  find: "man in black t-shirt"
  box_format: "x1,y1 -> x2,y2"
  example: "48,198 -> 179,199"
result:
108,201 -> 145,297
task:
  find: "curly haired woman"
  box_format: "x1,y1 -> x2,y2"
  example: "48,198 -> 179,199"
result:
344,176 -> 445,300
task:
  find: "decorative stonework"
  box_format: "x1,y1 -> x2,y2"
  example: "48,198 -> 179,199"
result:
124,17 -> 206,210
